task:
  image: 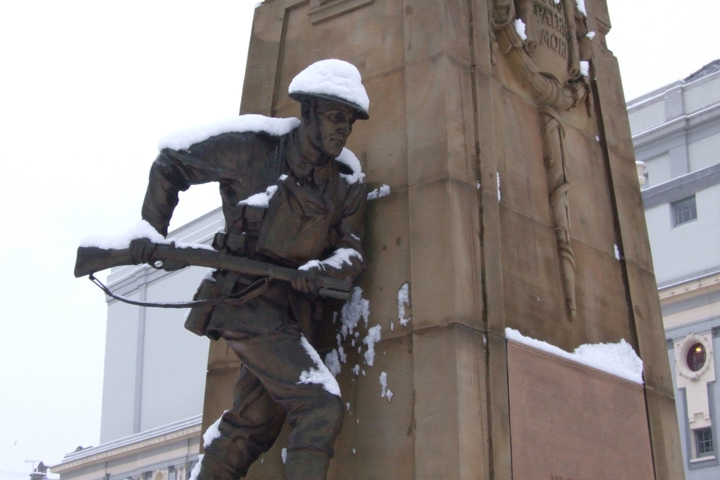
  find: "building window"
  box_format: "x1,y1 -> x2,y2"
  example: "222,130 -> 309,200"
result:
687,343 -> 707,372
695,428 -> 714,457
671,195 -> 697,227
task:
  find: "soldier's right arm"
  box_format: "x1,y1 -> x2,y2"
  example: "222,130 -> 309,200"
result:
140,133 -> 254,236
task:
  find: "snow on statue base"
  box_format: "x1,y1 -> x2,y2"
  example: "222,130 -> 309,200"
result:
200,1 -> 685,479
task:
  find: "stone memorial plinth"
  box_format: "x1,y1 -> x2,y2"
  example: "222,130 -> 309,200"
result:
200,1 -> 684,478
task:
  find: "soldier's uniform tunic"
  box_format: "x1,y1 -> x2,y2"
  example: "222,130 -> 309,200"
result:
141,126 -> 366,479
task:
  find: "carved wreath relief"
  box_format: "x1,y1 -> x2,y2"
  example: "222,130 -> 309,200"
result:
492,0 -> 594,321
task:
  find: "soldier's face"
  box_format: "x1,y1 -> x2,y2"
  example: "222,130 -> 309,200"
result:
309,100 -> 356,158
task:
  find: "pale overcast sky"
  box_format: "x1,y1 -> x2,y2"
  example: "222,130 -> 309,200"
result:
1,0 -> 718,477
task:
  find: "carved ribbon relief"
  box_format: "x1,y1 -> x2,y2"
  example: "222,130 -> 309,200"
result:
541,108 -> 576,320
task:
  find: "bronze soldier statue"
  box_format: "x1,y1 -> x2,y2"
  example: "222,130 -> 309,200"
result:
135,60 -> 369,480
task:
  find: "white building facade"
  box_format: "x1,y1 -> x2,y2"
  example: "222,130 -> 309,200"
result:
630,60 -> 720,478
52,210 -> 223,480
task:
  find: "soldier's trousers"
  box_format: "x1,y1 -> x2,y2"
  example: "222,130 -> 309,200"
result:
196,323 -> 343,480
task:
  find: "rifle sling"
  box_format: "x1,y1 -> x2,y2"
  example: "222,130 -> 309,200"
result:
88,274 -> 270,309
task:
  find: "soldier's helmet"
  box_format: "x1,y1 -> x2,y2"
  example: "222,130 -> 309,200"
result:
289,59 -> 370,120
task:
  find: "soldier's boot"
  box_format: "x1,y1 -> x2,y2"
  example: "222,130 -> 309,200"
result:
284,449 -> 330,480
193,453 -> 239,480
194,425 -> 268,480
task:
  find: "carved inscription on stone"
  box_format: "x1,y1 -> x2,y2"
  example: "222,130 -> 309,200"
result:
516,0 -> 581,84
533,0 -> 568,59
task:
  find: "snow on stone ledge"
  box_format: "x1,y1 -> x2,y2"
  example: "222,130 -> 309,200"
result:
158,115 -> 300,151
505,328 -> 643,384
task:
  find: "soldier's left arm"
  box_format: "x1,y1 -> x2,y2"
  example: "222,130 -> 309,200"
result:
308,181 -> 367,281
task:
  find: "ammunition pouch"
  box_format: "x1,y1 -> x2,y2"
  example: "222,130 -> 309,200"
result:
184,277 -> 223,337
213,232 -> 248,256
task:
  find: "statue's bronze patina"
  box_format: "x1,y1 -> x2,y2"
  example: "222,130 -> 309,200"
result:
137,60 -> 369,480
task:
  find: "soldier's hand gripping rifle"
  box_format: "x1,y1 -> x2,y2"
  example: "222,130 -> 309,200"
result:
74,240 -> 353,301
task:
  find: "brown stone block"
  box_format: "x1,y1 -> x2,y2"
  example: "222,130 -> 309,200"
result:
469,0 -> 494,73
403,0 -> 472,64
413,325 -> 488,479
492,52 -> 537,107
246,425 -> 290,479
607,148 -> 655,271
207,338 -> 242,371
572,241 -> 633,346
408,178 -> 482,330
643,386 -> 686,480
274,0 -> 405,109
201,361 -> 242,447
474,71 -> 500,177
405,54 -> 477,187
330,333 -> 415,479
485,331 -> 512,479
239,6 -> 283,116
500,207 -> 566,339
454,326 -> 490,479
507,340 -> 655,480
562,127 -> 617,253
555,96 -> 599,135
481,190 -> 507,337
352,69 -> 408,189
624,262 -> 674,396
593,50 -> 634,157
496,93 -> 552,225
361,190 -> 412,340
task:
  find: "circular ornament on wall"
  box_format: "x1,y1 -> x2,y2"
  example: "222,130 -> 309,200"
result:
676,334 -> 713,380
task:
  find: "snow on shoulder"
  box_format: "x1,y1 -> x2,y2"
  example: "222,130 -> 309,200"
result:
158,115 -> 300,151
506,328 -> 644,384
336,148 -> 364,184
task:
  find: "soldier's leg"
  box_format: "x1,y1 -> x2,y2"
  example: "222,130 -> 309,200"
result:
228,325 -> 344,480
196,365 -> 286,480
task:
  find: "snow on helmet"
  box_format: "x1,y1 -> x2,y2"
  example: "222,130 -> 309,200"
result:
288,59 -> 370,120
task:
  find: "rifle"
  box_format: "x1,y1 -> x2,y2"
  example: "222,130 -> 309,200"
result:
74,242 -> 353,300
